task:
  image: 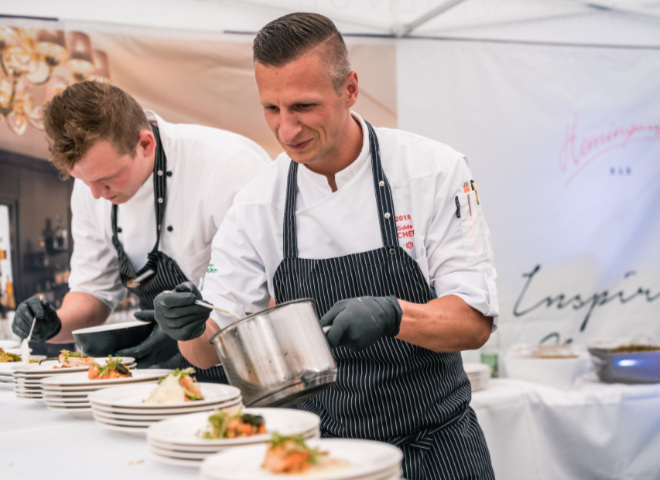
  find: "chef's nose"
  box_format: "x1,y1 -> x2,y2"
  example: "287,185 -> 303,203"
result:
89,182 -> 108,200
278,112 -> 302,144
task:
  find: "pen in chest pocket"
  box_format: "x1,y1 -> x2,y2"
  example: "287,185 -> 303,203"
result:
470,179 -> 480,205
455,195 -> 461,218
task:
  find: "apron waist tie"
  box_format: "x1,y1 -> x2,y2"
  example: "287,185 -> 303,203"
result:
389,407 -> 468,451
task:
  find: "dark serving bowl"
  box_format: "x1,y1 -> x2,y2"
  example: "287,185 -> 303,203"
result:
72,320 -> 154,357
588,347 -> 660,384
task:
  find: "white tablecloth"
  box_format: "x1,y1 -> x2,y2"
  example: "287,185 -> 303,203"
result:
0,387 -> 197,479
472,375 -> 660,480
3,376 -> 660,479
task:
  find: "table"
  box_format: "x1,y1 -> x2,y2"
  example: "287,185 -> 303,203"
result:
3,376 -> 660,479
472,376 -> 660,480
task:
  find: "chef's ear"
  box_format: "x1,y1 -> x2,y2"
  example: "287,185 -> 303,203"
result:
137,129 -> 156,158
344,71 -> 358,108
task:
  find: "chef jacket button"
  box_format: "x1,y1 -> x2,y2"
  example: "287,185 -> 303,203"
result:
166,171 -> 173,177
158,224 -> 161,230
167,225 -> 173,232
384,212 -> 391,219
158,197 -> 164,204
389,248 -> 396,255
117,228 -> 122,233
379,180 -> 385,187
157,170 -> 164,176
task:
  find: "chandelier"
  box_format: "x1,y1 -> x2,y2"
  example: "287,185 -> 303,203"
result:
0,27 -> 111,135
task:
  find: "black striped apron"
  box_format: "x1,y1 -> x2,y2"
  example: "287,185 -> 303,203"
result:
111,124 -> 228,384
272,122 -> 494,480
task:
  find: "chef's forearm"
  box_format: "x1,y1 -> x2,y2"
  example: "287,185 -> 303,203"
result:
178,319 -> 221,369
396,295 -> 492,353
49,291 -> 111,343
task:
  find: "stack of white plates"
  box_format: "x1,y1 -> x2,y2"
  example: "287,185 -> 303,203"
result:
39,366 -> 166,412
11,357 -> 135,400
89,382 -> 243,435
200,438 -> 403,480
0,355 -> 47,386
464,362 -> 491,392
147,407 -> 320,467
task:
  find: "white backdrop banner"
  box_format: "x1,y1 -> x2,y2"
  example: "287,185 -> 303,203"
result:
397,39 -> 660,350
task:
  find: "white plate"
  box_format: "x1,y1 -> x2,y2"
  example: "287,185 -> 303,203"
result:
0,355 -> 47,369
41,390 -> 94,398
43,398 -> 91,407
200,439 -> 403,480
150,443 -> 208,460
90,401 -> 242,418
41,369 -> 171,386
149,428 -> 320,453
92,412 -> 157,427
11,357 -> 136,374
46,404 -> 91,412
93,417 -> 149,434
87,382 -> 241,409
148,448 -> 202,468
41,383 -> 128,392
148,408 -> 321,448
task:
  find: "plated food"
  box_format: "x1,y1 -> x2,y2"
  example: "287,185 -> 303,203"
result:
145,368 -> 203,404
56,349 -> 95,368
262,433 -> 333,474
198,410 -> 266,440
88,357 -> 132,380
0,347 -> 21,363
200,437 -> 402,480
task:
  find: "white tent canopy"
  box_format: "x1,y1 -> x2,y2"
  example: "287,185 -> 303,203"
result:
3,0 -> 660,45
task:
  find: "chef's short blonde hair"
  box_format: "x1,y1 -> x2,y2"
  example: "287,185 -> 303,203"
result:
43,81 -> 150,178
252,12 -> 351,95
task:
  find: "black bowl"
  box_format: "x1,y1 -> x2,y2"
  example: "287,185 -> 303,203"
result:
72,320 -> 154,357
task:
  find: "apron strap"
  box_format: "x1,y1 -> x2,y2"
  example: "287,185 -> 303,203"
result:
282,120 -> 398,259
283,161 -> 300,259
366,121 -> 398,248
111,123 -> 167,256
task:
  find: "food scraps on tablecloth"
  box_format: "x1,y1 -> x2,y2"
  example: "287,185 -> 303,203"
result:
55,349 -> 95,368
197,409 -> 266,440
88,356 -> 132,379
144,367 -> 203,404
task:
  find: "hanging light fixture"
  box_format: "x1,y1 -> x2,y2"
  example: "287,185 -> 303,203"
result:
0,26 -> 111,135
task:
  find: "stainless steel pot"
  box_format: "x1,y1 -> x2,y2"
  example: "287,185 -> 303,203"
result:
210,298 -> 336,407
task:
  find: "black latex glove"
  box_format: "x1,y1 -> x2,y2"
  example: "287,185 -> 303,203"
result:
320,296 -> 403,351
153,282 -> 209,341
12,296 -> 61,342
116,312 -> 180,368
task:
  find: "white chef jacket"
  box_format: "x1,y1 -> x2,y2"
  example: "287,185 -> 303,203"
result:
67,111 -> 271,310
202,113 -> 499,329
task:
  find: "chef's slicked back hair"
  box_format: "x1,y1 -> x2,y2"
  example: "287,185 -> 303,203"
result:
43,81 -> 149,178
252,12 -> 351,95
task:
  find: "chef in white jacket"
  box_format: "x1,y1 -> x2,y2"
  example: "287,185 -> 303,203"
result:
12,81 -> 270,378
153,13 -> 498,479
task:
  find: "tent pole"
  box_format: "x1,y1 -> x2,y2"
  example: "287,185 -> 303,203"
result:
392,0 -> 469,37
564,0 -> 660,20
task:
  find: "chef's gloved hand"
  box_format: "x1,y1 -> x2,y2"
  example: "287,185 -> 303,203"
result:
320,296 -> 402,351
153,282 -> 209,341
116,314 -> 179,368
12,296 -> 61,342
